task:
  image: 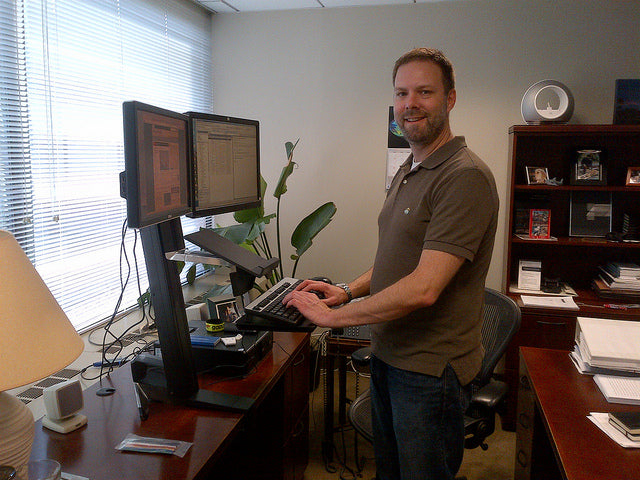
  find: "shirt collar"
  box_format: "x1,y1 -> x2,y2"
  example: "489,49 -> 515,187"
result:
403,136 -> 467,172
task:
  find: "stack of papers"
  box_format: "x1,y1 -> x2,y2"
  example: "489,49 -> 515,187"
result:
575,317 -> 640,372
593,375 -> 640,405
520,295 -> 578,309
571,317 -> 640,406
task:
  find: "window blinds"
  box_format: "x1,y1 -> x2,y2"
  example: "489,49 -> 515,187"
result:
0,0 -> 212,331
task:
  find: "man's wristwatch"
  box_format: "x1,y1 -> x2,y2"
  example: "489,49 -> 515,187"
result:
336,283 -> 353,303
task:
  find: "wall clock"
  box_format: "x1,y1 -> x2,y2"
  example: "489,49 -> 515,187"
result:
521,80 -> 574,124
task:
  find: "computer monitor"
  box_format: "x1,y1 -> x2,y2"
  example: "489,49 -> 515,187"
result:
121,101 -> 190,229
187,112 -> 261,217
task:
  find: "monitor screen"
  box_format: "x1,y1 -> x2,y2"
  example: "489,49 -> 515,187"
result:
122,101 -> 191,229
187,112 -> 261,217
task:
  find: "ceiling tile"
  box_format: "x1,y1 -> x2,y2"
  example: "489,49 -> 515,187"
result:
224,0 -> 322,11
321,0 -> 413,7
198,1 -> 239,13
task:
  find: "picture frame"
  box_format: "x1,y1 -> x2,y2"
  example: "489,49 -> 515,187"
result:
570,149 -> 607,185
526,166 -> 549,185
206,294 -> 239,323
626,167 -> 640,186
529,209 -> 551,239
569,191 -> 612,237
613,79 -> 640,125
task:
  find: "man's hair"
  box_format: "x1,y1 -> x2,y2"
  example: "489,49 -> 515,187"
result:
392,48 -> 455,93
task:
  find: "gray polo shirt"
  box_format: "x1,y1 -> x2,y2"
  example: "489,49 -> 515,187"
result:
370,136 -> 498,385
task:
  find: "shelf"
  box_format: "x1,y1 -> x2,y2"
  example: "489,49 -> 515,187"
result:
511,236 -> 640,248
514,185 -> 640,192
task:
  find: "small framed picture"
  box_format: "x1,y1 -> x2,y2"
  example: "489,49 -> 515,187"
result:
613,79 -> 640,125
206,295 -> 239,323
569,191 -> 612,237
626,167 -> 640,186
526,166 -> 549,185
529,209 -> 551,239
570,149 -> 607,185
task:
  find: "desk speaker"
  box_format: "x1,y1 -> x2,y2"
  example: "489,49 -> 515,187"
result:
42,379 -> 87,434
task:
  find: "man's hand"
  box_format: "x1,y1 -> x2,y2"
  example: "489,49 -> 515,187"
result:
282,287 -> 340,328
293,279 -> 349,307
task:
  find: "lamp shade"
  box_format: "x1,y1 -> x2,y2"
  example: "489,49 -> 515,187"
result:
0,231 -> 85,469
0,230 -> 84,391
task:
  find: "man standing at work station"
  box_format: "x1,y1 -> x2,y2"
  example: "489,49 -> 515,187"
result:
284,48 -> 499,480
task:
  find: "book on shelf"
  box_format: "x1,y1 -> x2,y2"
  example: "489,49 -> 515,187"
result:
607,261 -> 640,278
592,278 -> 640,301
597,267 -> 640,290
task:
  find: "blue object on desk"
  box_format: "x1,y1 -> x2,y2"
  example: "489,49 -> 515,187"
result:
190,335 -> 221,347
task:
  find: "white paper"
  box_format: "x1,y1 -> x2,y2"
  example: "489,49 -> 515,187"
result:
520,295 -> 578,310
588,412 -> 640,448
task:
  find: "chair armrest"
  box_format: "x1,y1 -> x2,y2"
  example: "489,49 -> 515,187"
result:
351,346 -> 372,369
470,379 -> 507,411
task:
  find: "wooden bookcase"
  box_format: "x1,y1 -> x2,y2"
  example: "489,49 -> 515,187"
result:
502,124 -> 640,430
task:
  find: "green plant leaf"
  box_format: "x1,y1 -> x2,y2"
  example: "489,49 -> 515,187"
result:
274,139 -> 299,199
186,264 -> 197,285
291,202 -> 337,257
212,223 -> 255,244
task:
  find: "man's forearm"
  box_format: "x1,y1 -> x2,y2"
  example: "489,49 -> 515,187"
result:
346,267 -> 372,300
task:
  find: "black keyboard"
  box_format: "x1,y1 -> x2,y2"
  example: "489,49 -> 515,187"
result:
244,277 -> 305,325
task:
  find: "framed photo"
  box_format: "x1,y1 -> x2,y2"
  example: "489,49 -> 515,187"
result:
526,166 -> 549,185
569,191 -> 612,237
613,79 -> 640,125
529,209 -> 551,239
206,295 -> 239,323
626,167 -> 640,186
570,149 -> 607,185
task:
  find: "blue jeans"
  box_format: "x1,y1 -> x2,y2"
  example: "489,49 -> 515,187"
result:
370,355 -> 470,480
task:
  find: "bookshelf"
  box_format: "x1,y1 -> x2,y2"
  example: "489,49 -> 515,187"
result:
502,124 -> 640,430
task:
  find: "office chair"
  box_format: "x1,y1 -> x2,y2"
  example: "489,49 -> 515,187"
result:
348,287 -> 521,455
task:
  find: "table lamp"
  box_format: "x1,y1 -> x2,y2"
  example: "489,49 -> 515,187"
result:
0,230 -> 84,469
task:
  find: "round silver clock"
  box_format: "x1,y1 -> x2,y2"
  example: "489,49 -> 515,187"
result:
521,80 -> 574,124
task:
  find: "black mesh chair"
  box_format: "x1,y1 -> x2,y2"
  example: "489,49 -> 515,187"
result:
348,287 -> 521,453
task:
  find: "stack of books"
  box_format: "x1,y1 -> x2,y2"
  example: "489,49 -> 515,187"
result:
593,261 -> 640,300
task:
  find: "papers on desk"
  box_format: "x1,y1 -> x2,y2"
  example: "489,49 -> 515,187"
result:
520,295 -> 579,309
593,375 -> 640,405
588,412 -> 640,448
575,317 -> 640,372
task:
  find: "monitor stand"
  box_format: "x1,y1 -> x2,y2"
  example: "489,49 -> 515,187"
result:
137,219 -> 254,412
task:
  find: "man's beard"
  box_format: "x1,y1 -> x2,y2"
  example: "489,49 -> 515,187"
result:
398,105 -> 448,146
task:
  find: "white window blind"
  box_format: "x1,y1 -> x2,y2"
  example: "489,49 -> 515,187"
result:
0,0 -> 212,331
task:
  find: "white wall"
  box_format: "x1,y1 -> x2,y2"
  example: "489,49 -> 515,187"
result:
210,0 -> 640,289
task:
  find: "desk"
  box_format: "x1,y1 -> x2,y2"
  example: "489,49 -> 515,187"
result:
515,347 -> 640,480
30,332 -> 310,480
322,335 -> 370,462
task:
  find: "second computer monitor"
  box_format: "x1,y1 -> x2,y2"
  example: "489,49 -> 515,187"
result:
187,112 -> 261,217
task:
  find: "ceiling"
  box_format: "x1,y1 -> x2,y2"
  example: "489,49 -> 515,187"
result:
194,0 -> 439,14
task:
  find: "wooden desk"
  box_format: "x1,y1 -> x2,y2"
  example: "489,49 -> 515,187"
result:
31,332 -> 310,480
515,347 -> 640,480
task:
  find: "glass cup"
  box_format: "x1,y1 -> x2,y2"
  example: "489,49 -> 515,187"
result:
17,460 -> 61,480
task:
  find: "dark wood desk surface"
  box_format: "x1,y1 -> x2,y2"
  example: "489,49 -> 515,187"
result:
30,332 -> 308,480
520,347 -> 640,480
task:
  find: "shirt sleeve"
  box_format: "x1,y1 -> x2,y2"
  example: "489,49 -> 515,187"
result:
422,167 -> 497,261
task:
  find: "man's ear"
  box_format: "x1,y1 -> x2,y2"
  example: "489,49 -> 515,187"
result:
447,88 -> 456,113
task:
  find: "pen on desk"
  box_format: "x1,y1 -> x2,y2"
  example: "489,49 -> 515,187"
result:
134,382 -> 149,421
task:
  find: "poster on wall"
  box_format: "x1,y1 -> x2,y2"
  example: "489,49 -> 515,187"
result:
386,106 -> 411,189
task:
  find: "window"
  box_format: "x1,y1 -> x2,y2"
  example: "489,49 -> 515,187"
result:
0,0 -> 212,331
